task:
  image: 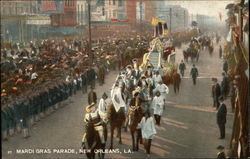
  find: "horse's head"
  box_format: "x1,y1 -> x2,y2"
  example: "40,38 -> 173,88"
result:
128,107 -> 144,128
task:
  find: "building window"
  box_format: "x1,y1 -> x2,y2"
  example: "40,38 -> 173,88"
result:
118,0 -> 122,6
113,0 -> 115,5
113,10 -> 116,17
109,0 -> 111,5
102,7 -> 105,16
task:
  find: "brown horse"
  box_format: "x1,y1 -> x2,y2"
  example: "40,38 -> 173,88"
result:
127,106 -> 144,151
106,104 -> 126,149
84,122 -> 107,159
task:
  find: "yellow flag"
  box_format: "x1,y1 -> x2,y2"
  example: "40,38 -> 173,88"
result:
151,17 -> 159,26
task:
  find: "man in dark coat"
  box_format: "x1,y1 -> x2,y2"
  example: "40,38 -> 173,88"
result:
179,60 -> 186,77
223,60 -> 228,74
212,78 -> 221,109
88,87 -> 97,105
190,64 -> 199,85
217,97 -> 227,139
81,71 -> 88,94
173,71 -> 181,94
220,72 -> 230,99
219,46 -> 222,59
87,67 -> 97,89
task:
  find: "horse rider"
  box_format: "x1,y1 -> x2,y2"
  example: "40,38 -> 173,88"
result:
82,103 -> 106,148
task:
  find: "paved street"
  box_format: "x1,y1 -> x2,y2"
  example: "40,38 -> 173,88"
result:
2,39 -> 234,159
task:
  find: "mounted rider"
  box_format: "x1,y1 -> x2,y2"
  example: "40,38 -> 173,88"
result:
81,102 -> 106,148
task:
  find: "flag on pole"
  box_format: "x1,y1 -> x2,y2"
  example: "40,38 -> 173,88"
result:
163,22 -> 169,36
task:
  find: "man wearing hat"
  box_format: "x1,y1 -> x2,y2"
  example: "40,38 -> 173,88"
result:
212,78 -> 221,109
220,72 -> 229,99
217,96 -> 227,139
190,64 -> 199,85
152,91 -> 164,126
216,145 -> 226,159
82,103 -> 106,147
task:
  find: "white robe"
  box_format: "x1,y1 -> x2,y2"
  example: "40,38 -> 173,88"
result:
152,96 -> 164,116
98,98 -> 107,121
138,117 -> 157,139
154,84 -> 169,101
153,74 -> 162,86
111,87 -> 126,112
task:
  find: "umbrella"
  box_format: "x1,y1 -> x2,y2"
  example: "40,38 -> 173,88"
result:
225,3 -> 235,9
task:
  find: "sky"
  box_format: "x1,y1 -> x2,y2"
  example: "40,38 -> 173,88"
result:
164,0 -> 234,18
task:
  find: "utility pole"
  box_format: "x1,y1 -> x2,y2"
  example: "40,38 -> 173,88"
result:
139,0 -> 143,34
87,0 -> 92,64
169,8 -> 172,32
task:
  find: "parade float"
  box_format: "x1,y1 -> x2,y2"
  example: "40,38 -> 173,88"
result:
139,21 -> 177,85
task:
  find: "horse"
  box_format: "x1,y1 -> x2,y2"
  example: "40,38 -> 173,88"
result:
127,106 -> 144,151
106,104 -> 126,149
84,122 -> 107,159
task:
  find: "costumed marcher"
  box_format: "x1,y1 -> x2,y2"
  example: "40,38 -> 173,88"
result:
145,65 -> 153,78
212,78 -> 221,109
88,87 -> 97,105
152,91 -> 164,126
98,92 -> 111,122
152,71 -> 162,87
217,97 -> 227,139
190,64 -> 199,85
137,111 -> 156,158
82,103 -> 106,148
154,81 -> 169,104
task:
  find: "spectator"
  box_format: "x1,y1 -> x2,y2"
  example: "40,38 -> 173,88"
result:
190,64 -> 199,85
212,78 -> 221,109
179,60 -> 186,77
217,97 -> 227,139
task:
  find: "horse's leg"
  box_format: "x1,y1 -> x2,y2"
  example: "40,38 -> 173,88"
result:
130,129 -> 136,151
116,127 -> 119,138
118,127 -> 122,144
135,129 -> 141,151
110,126 -> 114,149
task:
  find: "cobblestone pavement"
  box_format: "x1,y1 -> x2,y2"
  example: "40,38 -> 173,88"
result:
2,39 -> 234,159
